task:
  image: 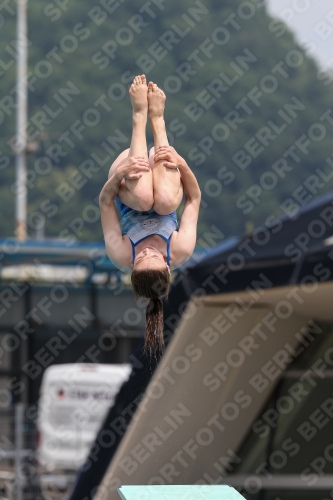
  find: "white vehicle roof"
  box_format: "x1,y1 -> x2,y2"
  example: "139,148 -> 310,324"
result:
40,363 -> 131,387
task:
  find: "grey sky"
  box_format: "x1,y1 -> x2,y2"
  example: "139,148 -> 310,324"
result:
266,0 -> 333,71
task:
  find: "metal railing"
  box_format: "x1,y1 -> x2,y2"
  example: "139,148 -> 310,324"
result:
0,404 -> 75,500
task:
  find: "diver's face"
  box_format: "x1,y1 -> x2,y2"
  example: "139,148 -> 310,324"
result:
134,247 -> 170,274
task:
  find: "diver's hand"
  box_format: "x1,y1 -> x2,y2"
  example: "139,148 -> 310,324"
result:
116,156 -> 150,180
154,146 -> 186,170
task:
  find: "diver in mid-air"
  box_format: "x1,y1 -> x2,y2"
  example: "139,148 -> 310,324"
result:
99,75 -> 201,355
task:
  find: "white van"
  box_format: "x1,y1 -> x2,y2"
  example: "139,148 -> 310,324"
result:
37,363 -> 131,471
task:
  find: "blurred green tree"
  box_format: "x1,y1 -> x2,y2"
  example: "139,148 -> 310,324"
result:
1,0 -> 333,243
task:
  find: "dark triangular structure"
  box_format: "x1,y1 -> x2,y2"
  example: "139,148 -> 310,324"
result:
68,191 -> 333,500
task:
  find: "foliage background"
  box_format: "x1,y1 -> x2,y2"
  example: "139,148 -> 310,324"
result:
1,0 -> 333,244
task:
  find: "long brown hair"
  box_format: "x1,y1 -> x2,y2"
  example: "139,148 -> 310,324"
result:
131,266 -> 170,356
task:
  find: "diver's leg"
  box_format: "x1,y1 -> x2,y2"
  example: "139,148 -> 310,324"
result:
108,75 -> 153,211
148,82 -> 183,215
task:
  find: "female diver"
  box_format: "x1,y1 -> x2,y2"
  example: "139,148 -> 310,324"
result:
99,74 -> 201,355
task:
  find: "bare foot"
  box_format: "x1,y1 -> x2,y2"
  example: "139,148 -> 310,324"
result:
148,81 -> 166,119
129,75 -> 148,115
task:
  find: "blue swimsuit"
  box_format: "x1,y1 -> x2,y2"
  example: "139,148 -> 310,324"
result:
115,198 -> 178,266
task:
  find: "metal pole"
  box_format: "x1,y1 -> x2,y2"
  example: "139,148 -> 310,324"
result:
14,403 -> 24,500
15,0 -> 28,241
